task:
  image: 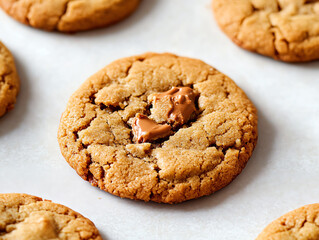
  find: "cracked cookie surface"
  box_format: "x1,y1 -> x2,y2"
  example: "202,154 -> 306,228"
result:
257,204 -> 319,240
57,52 -> 258,204
0,42 -> 19,117
212,0 -> 319,62
0,193 -> 102,240
0,0 -> 140,32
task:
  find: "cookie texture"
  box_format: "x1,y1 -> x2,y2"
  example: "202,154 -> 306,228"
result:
58,53 -> 258,204
0,42 -> 19,117
0,0 -> 140,32
212,0 -> 319,62
257,204 -> 319,240
0,193 -> 102,240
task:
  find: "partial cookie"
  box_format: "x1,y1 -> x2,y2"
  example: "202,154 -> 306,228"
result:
0,193 -> 102,240
58,53 -> 258,204
212,0 -> 319,62
0,42 -> 19,117
257,203 -> 319,240
0,0 -> 140,32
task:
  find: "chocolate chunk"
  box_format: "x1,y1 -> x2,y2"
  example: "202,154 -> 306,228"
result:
132,114 -> 171,143
149,87 -> 196,126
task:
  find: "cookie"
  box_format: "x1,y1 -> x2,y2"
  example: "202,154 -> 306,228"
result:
0,193 -> 102,240
257,203 -> 319,240
212,0 -> 319,62
0,0 -> 140,32
58,52 -> 258,204
0,42 -> 19,117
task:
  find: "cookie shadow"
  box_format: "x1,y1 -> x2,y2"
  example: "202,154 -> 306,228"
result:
99,232 -> 109,240
292,60 -> 319,69
73,0 -> 160,37
0,56 -> 31,136
121,107 -> 276,212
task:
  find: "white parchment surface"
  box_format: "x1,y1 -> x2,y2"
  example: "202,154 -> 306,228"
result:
1,1 -> 319,239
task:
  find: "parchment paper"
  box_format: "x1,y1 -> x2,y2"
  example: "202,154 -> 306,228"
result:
1,1 -> 319,239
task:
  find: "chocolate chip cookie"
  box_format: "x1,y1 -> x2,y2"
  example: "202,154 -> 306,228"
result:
0,0 -> 140,32
212,0 -> 319,62
257,204 -> 319,240
58,53 -> 258,204
0,41 -> 19,117
0,193 -> 102,240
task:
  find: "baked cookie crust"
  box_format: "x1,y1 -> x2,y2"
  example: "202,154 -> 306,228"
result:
0,193 -> 102,240
257,203 -> 319,240
0,0 -> 140,32
212,0 -> 319,62
58,53 -> 258,204
0,41 -> 19,117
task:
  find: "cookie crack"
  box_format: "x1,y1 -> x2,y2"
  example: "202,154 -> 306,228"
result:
1,204 -> 86,236
74,116 -> 97,139
235,0 -> 319,59
1,71 -> 17,94
55,0 -> 78,30
0,70 -> 13,82
23,0 -> 37,25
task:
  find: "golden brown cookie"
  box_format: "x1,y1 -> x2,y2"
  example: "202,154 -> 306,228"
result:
58,53 -> 258,204
0,0 -> 140,32
0,193 -> 102,240
212,0 -> 319,62
257,203 -> 319,240
0,41 -> 19,117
